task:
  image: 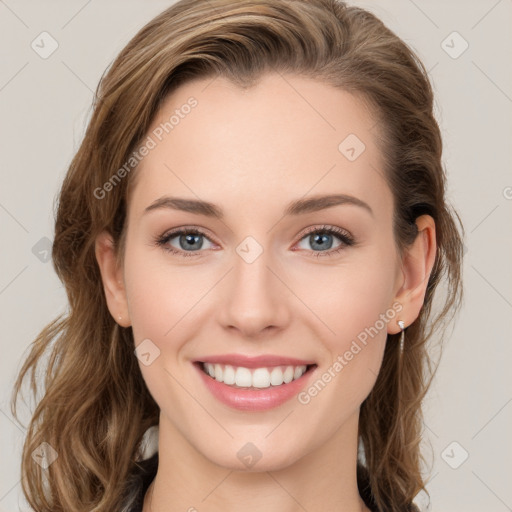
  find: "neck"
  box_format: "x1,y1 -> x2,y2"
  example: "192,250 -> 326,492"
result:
144,412 -> 369,512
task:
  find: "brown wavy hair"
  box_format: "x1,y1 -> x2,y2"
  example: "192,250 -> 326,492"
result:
11,0 -> 464,510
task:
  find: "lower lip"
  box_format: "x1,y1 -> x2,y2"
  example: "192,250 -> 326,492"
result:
194,362 -> 317,411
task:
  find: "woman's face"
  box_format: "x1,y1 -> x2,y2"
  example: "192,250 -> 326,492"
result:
114,73 -> 406,469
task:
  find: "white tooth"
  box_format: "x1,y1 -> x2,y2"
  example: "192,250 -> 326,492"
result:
235,367 -> 252,387
270,367 -> 284,386
294,365 -> 307,380
283,366 -> 294,383
223,365 -> 236,385
252,368 -> 271,388
214,364 -> 223,381
206,363 -> 215,377
203,363 -> 308,387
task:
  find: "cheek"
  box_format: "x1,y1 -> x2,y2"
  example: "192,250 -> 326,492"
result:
123,252 -> 193,411
290,254 -> 396,343
295,262 -> 394,422
123,249 -> 207,342
290,251 -> 396,393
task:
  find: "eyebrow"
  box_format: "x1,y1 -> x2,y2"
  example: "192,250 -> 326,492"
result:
143,193 -> 374,218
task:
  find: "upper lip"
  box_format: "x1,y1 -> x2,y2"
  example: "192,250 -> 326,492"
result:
195,354 -> 316,369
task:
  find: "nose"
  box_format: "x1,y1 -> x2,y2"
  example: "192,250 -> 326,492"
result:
217,249 -> 291,339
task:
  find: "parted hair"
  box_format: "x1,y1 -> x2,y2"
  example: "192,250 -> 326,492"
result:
12,0 -> 464,510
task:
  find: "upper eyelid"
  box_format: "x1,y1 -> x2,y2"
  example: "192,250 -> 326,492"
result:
300,224 -> 352,237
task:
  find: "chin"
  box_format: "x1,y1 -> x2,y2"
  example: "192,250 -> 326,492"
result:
214,451 -> 301,473
196,437 -> 305,473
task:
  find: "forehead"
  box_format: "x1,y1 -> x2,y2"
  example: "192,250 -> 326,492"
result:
127,73 -> 391,222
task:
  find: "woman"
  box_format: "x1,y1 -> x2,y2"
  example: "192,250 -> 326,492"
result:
12,0 -> 464,510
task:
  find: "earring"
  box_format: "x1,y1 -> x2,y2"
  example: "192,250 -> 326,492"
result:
397,320 -> 405,353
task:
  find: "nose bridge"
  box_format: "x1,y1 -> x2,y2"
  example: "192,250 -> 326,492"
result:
218,240 -> 290,336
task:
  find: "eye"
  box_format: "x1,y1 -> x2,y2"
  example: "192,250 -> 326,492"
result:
295,225 -> 355,257
154,225 -> 355,258
154,227 -> 216,258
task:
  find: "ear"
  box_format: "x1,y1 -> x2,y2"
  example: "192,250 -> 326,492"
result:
95,230 -> 131,327
389,214 -> 437,334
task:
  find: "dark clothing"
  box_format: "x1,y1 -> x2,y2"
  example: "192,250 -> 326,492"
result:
125,452 -> 418,512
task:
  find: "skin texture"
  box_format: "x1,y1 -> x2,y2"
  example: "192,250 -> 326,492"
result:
95,73 -> 436,512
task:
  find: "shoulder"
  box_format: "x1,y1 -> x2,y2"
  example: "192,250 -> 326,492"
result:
120,453 -> 159,512
121,455 -> 418,512
357,464 -> 420,512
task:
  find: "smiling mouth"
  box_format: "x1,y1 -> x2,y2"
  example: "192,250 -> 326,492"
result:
195,361 -> 317,389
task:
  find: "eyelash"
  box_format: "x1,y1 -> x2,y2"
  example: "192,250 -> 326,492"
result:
154,225 -> 355,259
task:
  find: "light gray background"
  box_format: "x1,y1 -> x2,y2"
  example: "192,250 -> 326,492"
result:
1,1 -> 511,511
